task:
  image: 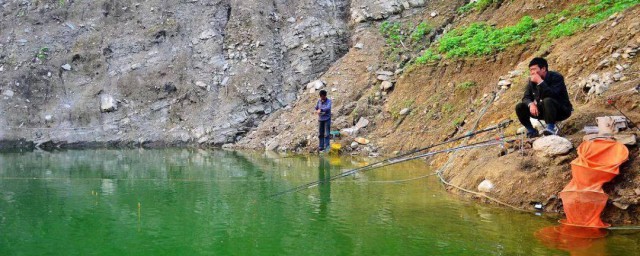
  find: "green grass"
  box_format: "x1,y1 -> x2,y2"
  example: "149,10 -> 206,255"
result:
458,0 -> 499,13
549,0 -> 640,38
406,0 -> 640,68
415,49 -> 441,64
438,16 -> 535,58
457,81 -> 477,90
379,21 -> 405,48
410,22 -> 432,42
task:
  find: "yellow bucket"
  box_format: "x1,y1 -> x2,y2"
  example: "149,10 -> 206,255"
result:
330,143 -> 342,154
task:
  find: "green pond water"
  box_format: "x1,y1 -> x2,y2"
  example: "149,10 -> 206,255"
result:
0,149 -> 639,255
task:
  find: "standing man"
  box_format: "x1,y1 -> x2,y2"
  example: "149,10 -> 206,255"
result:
315,90 -> 332,152
515,57 -> 573,138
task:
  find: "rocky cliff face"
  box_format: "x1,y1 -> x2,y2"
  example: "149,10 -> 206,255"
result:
1,0 -> 416,147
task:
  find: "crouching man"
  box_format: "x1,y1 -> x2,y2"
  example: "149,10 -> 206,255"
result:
516,57 -> 573,138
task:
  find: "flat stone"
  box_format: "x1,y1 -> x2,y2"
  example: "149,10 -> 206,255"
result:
375,70 -> 394,76
2,89 -> 14,98
350,142 -> 359,148
199,29 -> 216,40
533,135 -> 573,156
354,42 -> 364,49
307,80 -> 324,90
498,80 -> 512,87
377,75 -> 390,81
613,73 -> 623,81
399,108 -> 410,115
355,137 -> 370,145
517,126 -> 528,135
478,180 -> 494,193
195,81 -> 207,89
61,64 -> 71,71
381,81 -> 393,90
613,201 -> 629,210
430,11 -> 438,17
100,95 -> 117,113
355,118 -> 370,129
287,17 -> 296,23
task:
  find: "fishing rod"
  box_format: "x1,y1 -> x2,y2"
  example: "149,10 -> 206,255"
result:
270,133 -> 516,197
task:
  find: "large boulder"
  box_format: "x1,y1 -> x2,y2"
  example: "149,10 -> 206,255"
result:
533,135 -> 573,156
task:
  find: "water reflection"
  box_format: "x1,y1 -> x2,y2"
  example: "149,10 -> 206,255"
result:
318,156 -> 331,219
535,225 -> 608,256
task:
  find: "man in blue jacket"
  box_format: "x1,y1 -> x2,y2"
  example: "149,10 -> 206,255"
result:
315,90 -> 332,152
515,57 -> 573,138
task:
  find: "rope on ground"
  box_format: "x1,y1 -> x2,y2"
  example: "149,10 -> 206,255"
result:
433,89 -> 531,212
367,173 -> 437,183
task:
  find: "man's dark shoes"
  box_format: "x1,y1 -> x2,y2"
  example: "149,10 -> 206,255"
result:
526,130 -> 540,139
542,124 -> 558,136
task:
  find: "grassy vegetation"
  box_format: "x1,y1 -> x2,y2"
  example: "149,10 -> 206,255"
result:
415,49 -> 441,64
407,0 -> 640,66
410,22 -> 432,41
548,0 -> 640,38
438,16 -> 535,58
379,21 -> 433,60
457,81 -> 477,90
458,0 -> 499,13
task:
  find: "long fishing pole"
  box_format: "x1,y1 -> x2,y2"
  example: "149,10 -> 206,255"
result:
268,119 -> 512,197
270,134 -> 516,197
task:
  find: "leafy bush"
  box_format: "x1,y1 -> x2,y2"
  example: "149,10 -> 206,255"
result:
410,22 -> 432,42
415,49 -> 441,64
549,0 -> 640,38
379,21 -> 405,48
457,0 -> 497,13
438,16 -> 536,58
458,81 -> 476,90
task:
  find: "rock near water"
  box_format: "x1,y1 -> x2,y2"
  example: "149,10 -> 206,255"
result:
532,135 -> 573,156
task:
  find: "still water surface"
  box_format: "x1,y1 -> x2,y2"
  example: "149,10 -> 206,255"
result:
0,149 -> 639,255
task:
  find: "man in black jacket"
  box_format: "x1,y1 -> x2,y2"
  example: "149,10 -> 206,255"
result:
515,57 -> 573,138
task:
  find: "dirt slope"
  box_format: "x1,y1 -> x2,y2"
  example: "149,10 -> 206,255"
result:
237,0 -> 640,224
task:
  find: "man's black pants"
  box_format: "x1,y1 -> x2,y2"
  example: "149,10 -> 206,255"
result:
515,98 -> 571,129
318,120 -> 331,150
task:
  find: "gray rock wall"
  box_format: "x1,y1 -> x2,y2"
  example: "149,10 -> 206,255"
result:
0,0 -> 424,147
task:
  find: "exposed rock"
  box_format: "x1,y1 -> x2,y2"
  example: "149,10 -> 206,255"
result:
613,73 -> 623,81
478,179 -> 494,193
377,75 -> 390,81
286,17 -> 296,23
44,115 -> 53,122
613,201 -> 629,210
351,141 -> 359,148
399,108 -> 410,115
517,126 -> 528,135
199,29 -> 216,40
355,42 -> 364,49
195,81 -> 208,89
355,137 -> 370,145
341,127 -> 359,137
430,11 -> 438,17
100,95 -> 117,113
498,80 -> 512,88
533,135 -> 573,156
381,81 -> 394,90
376,70 -> 394,76
307,80 -> 324,90
2,89 -> 14,98
355,118 -> 370,129
61,64 -> 72,71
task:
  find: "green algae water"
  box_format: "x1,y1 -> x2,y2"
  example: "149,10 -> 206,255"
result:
1,150 -> 639,255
